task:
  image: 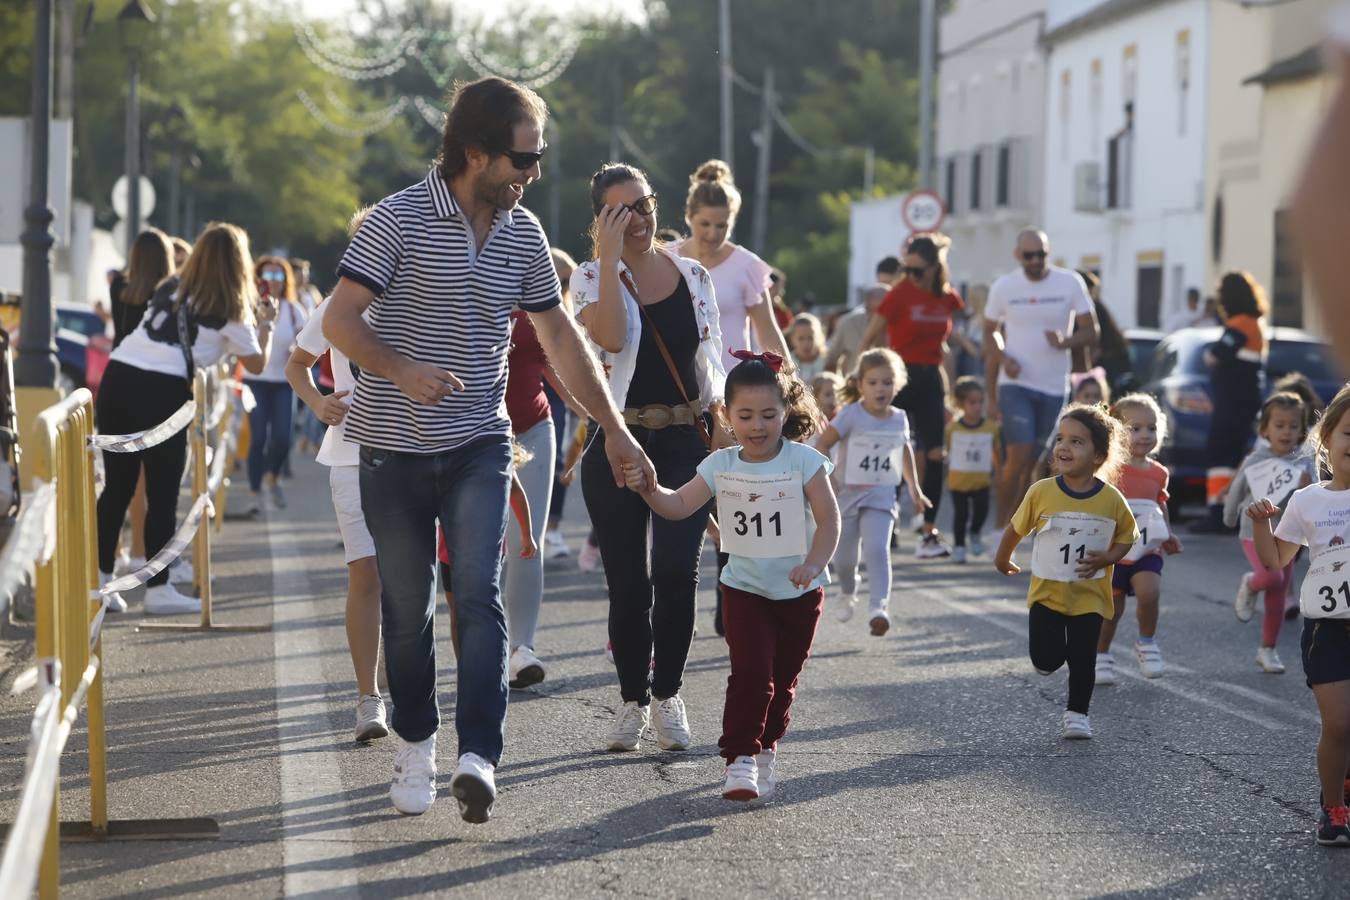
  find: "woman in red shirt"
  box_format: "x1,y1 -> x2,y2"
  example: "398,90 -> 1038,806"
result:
860,233 -> 964,557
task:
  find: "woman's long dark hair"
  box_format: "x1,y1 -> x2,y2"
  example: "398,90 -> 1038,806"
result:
1217,271 -> 1268,319
587,162 -> 650,259
120,228 -> 174,307
906,232 -> 951,296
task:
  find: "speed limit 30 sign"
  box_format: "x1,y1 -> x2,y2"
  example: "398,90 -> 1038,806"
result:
901,190 -> 946,234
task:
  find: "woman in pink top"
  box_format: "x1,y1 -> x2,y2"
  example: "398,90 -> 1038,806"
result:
678,160 -> 790,372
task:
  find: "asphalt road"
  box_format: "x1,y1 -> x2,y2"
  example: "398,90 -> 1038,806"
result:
2,455 -> 1346,899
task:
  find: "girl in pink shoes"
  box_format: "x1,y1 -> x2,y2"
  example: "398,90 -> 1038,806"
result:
1223,392 -> 1315,672
1248,384 -> 1350,846
623,351 -> 839,802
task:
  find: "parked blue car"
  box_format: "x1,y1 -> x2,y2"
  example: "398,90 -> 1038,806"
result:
1138,326 -> 1343,502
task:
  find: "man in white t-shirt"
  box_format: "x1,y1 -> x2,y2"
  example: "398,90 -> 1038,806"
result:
983,228 -> 1097,526
1293,3 -> 1350,367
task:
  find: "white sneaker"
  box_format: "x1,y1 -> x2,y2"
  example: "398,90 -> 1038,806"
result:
723,755 -> 759,801
115,554 -> 146,577
868,608 -> 891,637
652,695 -> 692,751
172,556 -> 195,587
98,572 -> 128,614
143,583 -> 200,616
1234,574 -> 1259,623
1094,653 -> 1117,686
755,748 -> 777,800
952,546 -> 968,564
1061,711 -> 1093,740
578,540 -> 601,573
450,752 -> 496,824
389,735 -> 437,815
1256,647 -> 1286,674
508,646 -> 546,689
915,533 -> 952,559
835,592 -> 857,623
354,694 -> 389,742
1134,640 -> 1164,678
544,530 -> 571,559
607,701 -> 649,751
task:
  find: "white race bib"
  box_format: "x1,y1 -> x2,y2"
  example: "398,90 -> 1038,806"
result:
1299,543 -> 1350,619
715,471 -> 808,559
949,431 -> 994,474
1244,457 -> 1304,508
1122,499 -> 1168,563
1030,512 -> 1116,582
844,431 -> 903,486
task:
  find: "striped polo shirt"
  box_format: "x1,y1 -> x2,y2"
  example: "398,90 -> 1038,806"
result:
336,170 -> 561,453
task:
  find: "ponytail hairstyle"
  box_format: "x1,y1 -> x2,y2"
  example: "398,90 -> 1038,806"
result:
685,159 -> 742,221
839,347 -> 907,405
723,357 -> 823,442
1058,403 -> 1129,483
587,162 -> 650,258
1111,392 -> 1168,455
1310,383 -> 1350,476
905,232 -> 951,296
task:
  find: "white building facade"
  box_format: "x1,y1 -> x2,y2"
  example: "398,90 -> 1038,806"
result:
936,0 -> 1049,308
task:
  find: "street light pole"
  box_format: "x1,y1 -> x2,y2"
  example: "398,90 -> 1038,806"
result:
718,0 -> 734,169
918,0 -> 936,190
118,0 -> 155,257
16,0 -> 57,389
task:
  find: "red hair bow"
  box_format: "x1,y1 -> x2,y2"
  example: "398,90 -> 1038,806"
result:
729,349 -> 784,373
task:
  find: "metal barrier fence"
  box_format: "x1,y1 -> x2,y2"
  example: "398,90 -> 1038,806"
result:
0,365 -> 258,898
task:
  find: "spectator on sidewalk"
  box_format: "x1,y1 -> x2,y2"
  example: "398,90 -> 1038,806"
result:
323,76 -> 653,825
244,256 -> 307,516
1164,287 -> 1206,333
825,283 -> 887,377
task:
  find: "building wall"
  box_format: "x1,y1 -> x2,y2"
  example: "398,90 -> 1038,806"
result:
1041,0 -> 1209,329
936,0 -> 1047,305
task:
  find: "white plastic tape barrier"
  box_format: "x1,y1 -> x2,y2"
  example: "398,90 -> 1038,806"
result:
89,400 -> 196,453
100,492 -> 212,595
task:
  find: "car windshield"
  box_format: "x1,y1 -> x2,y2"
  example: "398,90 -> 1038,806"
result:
1173,330 -> 1340,383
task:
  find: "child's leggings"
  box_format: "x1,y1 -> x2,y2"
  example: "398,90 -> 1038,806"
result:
1241,538 -> 1294,647
835,507 -> 894,613
1028,603 -> 1103,714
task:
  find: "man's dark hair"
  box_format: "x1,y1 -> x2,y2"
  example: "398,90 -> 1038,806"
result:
437,77 -> 548,180
876,256 -> 901,277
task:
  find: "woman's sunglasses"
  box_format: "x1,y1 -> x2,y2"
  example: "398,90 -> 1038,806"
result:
499,143 -> 548,170
902,265 -> 929,277
619,194 -> 658,217
260,271 -> 286,283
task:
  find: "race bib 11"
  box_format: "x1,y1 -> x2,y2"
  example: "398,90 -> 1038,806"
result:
845,431 -> 904,486
715,471 -> 808,559
1030,512 -> 1116,582
1122,499 -> 1168,563
1299,543 -> 1350,620
949,431 -> 994,474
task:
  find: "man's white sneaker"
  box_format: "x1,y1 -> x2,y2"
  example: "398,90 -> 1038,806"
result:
1094,653 -> 1117,686
544,530 -> 571,559
389,735 -> 437,815
508,646 -> 546,689
1234,574 -> 1259,623
723,755 -> 759,801
143,583 -> 200,616
450,752 -> 496,824
755,748 -> 777,800
354,694 -> 389,742
1061,711 -> 1093,740
652,695 -> 692,750
835,592 -> 857,623
606,701 -> 649,752
1134,640 -> 1165,678
1256,647 -> 1286,673
578,540 -> 601,572
97,572 -> 128,614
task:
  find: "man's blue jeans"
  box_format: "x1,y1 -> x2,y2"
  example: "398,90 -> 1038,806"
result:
358,435 -> 511,763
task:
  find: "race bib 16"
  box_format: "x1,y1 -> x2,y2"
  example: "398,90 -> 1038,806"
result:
949,431 -> 994,475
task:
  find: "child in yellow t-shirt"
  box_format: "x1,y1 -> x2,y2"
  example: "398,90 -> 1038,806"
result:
994,404 -> 1138,741
944,376 -> 1001,563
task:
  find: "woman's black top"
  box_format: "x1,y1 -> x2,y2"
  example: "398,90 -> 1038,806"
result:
625,276 -> 700,409
109,273 -> 148,348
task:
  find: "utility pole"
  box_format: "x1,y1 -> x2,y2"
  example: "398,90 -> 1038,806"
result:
750,67 -> 773,256
17,0 -> 58,390
56,0 -> 74,119
863,145 -> 875,196
918,0 -> 936,189
719,0 -> 734,168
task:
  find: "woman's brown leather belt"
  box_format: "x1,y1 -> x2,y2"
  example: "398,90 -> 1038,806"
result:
621,403 -> 699,430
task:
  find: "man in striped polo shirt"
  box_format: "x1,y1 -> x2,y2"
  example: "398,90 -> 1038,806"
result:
324,77 -> 655,824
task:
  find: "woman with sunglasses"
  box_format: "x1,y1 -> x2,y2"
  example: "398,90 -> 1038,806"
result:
571,162 -> 725,754
859,233 -> 964,558
246,256 -> 308,515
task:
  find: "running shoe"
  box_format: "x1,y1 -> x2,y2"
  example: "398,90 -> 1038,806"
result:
869,610 -> 891,637
389,735 -> 437,815
1317,805 -> 1350,847
1234,574 -> 1259,623
952,546 -> 968,564
1134,639 -> 1165,678
835,592 -> 857,623
652,695 -> 692,750
755,747 -> 777,800
355,694 -> 389,742
723,755 -> 759,801
97,572 -> 128,614
1256,647 -> 1286,674
1094,653 -> 1117,686
1061,711 -> 1093,740
915,533 -> 951,559
578,539 -> 601,573
450,752 -> 496,824
143,583 -> 200,616
270,483 -> 287,509
606,701 -> 649,752
544,530 -> 571,559
508,646 -> 546,689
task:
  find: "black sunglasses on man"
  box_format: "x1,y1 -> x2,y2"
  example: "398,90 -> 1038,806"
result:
500,143 -> 548,169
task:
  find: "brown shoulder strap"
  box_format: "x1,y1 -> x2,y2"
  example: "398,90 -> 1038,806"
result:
619,269 -> 711,449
